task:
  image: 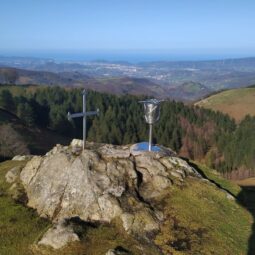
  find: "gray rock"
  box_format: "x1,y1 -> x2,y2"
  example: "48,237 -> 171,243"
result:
12,155 -> 33,161
99,144 -> 130,159
106,250 -> 117,255
18,142 -> 202,247
5,166 -> 22,183
105,248 -> 132,255
70,139 -> 83,148
71,146 -> 83,156
38,220 -> 79,249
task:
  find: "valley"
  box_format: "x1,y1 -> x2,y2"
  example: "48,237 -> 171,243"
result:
2,56 -> 255,101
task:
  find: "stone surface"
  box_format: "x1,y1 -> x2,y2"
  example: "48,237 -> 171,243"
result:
17,141 -> 202,248
70,139 -> 83,148
105,249 -> 131,255
12,155 -> 33,161
38,220 -> 79,249
5,166 -> 22,183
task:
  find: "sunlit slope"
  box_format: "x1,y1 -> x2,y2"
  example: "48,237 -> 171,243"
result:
195,87 -> 255,122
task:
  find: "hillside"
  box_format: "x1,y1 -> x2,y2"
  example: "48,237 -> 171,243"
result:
195,87 -> 255,122
2,85 -> 255,178
168,81 -> 212,101
0,108 -> 71,160
0,142 -> 254,255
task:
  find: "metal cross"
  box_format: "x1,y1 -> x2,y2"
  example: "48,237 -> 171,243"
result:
67,89 -> 99,150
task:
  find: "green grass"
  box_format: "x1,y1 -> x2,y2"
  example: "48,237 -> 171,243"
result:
191,161 -> 241,197
0,160 -> 158,255
0,159 -> 254,255
195,87 -> 255,122
155,177 -> 252,255
0,160 -> 50,255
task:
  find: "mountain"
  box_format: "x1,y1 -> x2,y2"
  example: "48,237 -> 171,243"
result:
0,141 -> 254,254
195,86 -> 255,122
3,56 -> 255,101
0,67 -> 213,101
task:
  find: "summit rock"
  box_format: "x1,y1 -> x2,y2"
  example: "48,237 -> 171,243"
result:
12,140 -> 202,249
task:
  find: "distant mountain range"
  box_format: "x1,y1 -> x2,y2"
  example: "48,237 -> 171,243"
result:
1,56 -> 255,101
0,67 -> 214,101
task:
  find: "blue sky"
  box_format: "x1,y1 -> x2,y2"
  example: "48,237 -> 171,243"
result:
1,0 -> 255,57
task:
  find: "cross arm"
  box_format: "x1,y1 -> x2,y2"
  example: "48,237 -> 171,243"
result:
86,108 -> 100,116
67,112 -> 84,120
67,108 -> 99,121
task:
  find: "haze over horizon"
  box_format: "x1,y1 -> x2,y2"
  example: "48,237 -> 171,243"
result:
1,0 -> 255,62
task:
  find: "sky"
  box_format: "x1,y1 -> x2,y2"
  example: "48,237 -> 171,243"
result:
1,0 -> 255,60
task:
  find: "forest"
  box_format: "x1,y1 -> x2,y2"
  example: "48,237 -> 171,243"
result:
0,85 -> 254,178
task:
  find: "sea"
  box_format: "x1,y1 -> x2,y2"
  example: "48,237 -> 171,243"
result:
1,49 -> 254,63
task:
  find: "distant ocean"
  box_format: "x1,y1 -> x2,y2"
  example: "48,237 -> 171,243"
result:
1,49 -> 254,63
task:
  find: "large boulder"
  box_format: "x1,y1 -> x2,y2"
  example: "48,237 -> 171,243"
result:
17,140 -> 201,249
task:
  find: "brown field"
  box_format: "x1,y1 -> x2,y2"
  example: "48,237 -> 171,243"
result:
195,87 -> 255,122
235,177 -> 255,187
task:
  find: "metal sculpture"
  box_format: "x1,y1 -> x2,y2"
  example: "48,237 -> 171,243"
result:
67,89 -> 99,149
139,99 -> 162,151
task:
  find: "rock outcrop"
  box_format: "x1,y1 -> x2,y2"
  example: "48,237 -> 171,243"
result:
10,140 -> 202,250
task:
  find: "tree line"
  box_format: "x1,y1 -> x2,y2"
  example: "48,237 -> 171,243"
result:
0,85 -> 254,177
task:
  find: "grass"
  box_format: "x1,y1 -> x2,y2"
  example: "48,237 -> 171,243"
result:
190,161 -> 241,197
155,177 -> 252,255
0,160 -> 50,255
0,160 -> 158,255
0,159 -> 254,255
195,87 -> 255,122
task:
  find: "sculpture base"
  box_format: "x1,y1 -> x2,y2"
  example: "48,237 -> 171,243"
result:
130,142 -> 176,157
132,142 -> 162,152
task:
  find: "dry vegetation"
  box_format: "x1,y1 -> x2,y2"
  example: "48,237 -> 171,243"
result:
196,87 -> 255,122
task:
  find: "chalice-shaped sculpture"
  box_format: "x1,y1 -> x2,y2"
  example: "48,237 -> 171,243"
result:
139,99 -> 162,151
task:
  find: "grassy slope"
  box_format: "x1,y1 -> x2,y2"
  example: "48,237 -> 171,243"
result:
0,160 -> 50,255
195,87 -> 255,122
0,160 -> 254,255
